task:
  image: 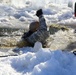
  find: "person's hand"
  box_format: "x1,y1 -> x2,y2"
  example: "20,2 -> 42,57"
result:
36,9 -> 43,17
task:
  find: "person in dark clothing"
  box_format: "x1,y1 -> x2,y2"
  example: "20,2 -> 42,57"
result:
17,9 -> 50,48
74,2 -> 76,17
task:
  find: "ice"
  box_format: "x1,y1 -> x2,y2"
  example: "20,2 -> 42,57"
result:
0,0 -> 74,28
33,42 -> 42,52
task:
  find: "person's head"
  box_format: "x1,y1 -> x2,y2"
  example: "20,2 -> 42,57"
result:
29,21 -> 39,32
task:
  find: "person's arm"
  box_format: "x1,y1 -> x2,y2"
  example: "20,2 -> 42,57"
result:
36,9 -> 47,30
22,31 -> 33,40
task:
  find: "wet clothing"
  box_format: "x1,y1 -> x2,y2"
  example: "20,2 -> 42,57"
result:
22,31 -> 33,39
26,16 -> 50,46
38,15 -> 47,30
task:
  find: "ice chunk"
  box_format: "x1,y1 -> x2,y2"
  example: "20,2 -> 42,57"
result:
34,42 -> 42,52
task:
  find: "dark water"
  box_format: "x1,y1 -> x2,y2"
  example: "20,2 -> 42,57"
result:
0,27 -> 25,49
0,27 -> 26,36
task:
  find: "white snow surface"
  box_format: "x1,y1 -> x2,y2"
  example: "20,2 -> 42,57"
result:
0,0 -> 76,75
0,42 -> 76,75
0,0 -> 75,28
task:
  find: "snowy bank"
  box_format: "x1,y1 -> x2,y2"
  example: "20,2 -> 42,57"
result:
0,0 -> 74,28
0,45 -> 76,75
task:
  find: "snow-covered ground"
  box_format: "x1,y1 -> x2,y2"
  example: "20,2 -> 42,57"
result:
0,0 -> 76,75
0,42 -> 76,75
0,0 -> 75,28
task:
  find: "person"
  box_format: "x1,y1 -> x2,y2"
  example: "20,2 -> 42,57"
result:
16,9 -> 50,48
74,2 -> 76,17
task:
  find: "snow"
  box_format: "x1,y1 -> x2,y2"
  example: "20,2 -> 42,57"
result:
0,0 -> 76,75
0,44 -> 76,75
0,0 -> 75,28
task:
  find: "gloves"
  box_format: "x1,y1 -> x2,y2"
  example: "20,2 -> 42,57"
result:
36,9 -> 43,17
